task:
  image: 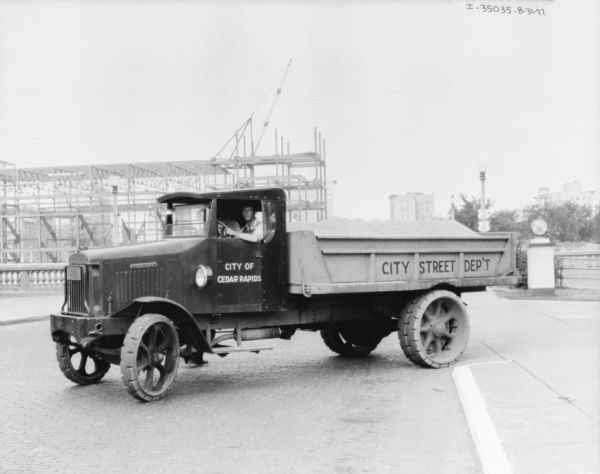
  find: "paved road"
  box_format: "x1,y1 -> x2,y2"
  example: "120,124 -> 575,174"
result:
1,291 -> 598,473
0,317 -> 478,473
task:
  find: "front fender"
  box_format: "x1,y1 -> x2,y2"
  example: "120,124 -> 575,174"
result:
113,297 -> 212,353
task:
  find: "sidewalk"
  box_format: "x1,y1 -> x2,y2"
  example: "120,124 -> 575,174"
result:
458,290 -> 600,474
0,292 -> 63,325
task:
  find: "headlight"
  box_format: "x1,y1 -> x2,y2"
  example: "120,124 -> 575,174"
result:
194,265 -> 213,289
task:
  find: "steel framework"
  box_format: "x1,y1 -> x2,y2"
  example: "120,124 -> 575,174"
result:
0,129 -> 327,263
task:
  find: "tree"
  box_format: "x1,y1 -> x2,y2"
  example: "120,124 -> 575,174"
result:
489,209 -> 525,233
522,202 -> 594,242
593,205 -> 600,244
453,196 -> 596,242
453,195 -> 492,231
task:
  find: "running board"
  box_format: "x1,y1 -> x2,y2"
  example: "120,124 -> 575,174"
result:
212,345 -> 274,354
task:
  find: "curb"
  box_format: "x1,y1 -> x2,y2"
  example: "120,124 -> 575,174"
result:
453,361 -> 514,474
0,315 -> 50,326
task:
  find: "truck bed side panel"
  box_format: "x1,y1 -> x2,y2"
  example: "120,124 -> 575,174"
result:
287,231 -> 517,295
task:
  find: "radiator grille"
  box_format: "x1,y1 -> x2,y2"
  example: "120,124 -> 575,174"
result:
114,267 -> 164,307
65,265 -> 88,314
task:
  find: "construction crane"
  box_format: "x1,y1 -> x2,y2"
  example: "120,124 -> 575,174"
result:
213,59 -> 292,160
253,59 -> 292,155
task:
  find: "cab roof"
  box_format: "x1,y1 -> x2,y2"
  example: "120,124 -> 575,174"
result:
157,187 -> 286,205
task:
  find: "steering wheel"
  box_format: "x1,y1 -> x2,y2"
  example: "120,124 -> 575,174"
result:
217,220 -> 236,238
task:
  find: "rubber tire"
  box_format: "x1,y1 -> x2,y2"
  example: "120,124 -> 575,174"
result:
120,314 -> 180,402
320,327 -> 382,358
399,290 -> 470,369
56,342 -> 110,385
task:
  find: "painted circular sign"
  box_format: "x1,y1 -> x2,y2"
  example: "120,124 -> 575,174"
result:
531,218 -> 548,236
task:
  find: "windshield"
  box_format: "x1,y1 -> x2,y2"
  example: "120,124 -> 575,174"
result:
165,203 -> 210,237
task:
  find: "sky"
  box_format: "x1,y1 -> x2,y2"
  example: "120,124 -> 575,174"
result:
0,0 -> 598,219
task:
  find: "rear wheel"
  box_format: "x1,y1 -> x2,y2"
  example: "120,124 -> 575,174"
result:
399,290 -> 470,368
120,314 -> 180,402
320,325 -> 383,358
56,339 -> 110,385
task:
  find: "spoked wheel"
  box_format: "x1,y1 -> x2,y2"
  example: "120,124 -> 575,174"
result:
56,338 -> 110,385
120,314 -> 180,402
320,325 -> 383,358
399,290 -> 470,368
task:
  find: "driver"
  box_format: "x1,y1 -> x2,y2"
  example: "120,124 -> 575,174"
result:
222,206 -> 263,243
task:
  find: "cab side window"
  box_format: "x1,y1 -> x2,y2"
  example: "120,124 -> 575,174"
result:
217,199 -> 263,243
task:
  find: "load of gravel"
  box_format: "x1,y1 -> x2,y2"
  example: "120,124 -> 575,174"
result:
288,217 -> 480,238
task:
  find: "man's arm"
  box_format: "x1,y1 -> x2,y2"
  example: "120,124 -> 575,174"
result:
224,223 -> 263,243
227,230 -> 260,243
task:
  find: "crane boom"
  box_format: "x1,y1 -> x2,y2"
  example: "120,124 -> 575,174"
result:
253,59 -> 292,155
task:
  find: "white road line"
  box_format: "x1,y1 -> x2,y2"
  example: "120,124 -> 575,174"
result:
453,362 -> 513,474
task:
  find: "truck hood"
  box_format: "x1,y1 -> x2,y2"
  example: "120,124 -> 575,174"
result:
69,238 -> 201,265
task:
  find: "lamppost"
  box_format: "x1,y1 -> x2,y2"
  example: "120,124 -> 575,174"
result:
477,164 -> 490,232
108,176 -> 121,246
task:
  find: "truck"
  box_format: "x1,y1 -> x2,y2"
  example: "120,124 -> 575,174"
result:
50,188 -> 518,402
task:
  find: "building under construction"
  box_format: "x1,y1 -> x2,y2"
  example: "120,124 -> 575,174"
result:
0,127 -> 328,264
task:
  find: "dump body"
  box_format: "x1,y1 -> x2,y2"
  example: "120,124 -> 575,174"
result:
287,223 -> 517,295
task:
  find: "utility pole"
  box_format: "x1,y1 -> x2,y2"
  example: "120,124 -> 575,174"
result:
477,164 -> 489,232
108,176 -> 121,246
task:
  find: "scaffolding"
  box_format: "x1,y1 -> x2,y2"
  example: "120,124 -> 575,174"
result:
0,128 -> 327,263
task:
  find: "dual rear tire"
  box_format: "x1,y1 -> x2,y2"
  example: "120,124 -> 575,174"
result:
320,290 -> 470,368
320,325 -> 383,357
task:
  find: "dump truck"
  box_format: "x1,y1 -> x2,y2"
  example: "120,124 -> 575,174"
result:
50,188 -> 517,401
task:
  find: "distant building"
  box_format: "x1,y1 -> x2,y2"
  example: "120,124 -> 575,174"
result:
389,193 -> 435,221
535,181 -> 595,207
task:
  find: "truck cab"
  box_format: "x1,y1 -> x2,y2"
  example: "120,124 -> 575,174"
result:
159,187 -> 288,314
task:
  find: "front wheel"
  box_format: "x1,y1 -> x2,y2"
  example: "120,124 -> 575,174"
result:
399,290 -> 470,368
320,326 -> 383,358
56,339 -> 110,385
120,314 -> 180,402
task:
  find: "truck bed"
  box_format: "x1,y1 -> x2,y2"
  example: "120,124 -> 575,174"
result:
287,219 -> 517,295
